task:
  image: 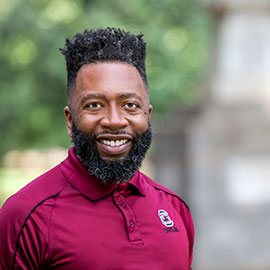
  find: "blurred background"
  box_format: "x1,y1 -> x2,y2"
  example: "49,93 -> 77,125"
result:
0,0 -> 269,269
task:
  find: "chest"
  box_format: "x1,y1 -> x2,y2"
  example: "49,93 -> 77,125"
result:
48,193 -> 189,270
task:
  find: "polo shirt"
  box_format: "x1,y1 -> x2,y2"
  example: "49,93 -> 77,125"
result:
0,147 -> 194,270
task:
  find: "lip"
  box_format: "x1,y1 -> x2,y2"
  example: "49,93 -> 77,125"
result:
96,134 -> 133,159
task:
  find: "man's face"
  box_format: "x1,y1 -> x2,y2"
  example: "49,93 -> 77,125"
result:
64,62 -> 152,182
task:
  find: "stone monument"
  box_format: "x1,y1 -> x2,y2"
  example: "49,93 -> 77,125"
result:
152,0 -> 270,269
188,0 -> 270,269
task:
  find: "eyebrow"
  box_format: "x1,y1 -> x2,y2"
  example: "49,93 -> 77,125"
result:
117,93 -> 144,103
80,93 -> 106,106
80,92 -> 144,106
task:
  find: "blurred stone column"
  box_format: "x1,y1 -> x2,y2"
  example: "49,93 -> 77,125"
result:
151,111 -> 196,204
188,0 -> 270,269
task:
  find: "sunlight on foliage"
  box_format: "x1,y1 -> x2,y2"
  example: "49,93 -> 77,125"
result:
44,0 -> 81,24
9,38 -> 37,67
163,28 -> 188,53
0,0 -> 19,21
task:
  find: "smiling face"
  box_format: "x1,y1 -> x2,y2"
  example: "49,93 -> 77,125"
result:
64,61 -> 152,162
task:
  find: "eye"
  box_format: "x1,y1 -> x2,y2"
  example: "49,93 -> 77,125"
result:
86,102 -> 102,109
124,102 -> 140,110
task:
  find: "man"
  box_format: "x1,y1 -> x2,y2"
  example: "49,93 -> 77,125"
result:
0,28 -> 194,269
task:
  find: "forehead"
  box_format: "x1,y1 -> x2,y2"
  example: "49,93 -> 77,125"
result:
73,61 -> 147,97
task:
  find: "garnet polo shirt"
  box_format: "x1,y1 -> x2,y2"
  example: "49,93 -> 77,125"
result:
0,147 -> 194,270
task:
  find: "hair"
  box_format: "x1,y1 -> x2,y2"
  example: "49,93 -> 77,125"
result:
60,27 -> 148,96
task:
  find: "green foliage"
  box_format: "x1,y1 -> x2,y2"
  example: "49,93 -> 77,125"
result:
0,0 -> 213,154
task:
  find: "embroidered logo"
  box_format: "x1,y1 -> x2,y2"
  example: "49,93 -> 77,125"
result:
158,209 -> 174,227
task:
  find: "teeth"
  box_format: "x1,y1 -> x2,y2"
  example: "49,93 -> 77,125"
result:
101,139 -> 128,147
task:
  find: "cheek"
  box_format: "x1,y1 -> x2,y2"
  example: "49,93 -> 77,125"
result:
129,114 -> 149,134
75,114 -> 101,132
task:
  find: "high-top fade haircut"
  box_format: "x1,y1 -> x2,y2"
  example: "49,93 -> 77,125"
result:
60,27 -> 148,97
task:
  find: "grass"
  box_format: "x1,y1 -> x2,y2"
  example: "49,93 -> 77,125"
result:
0,168 -> 45,207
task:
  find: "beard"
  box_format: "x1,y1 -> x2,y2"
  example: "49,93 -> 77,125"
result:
71,122 -> 152,184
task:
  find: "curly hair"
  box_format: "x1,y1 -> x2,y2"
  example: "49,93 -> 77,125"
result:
60,27 -> 148,96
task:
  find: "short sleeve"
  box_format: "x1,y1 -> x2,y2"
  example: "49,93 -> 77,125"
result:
0,196 -> 53,269
0,197 -> 21,269
177,200 -> 194,270
186,208 -> 194,269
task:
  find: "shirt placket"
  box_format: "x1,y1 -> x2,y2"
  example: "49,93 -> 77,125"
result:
113,184 -> 144,245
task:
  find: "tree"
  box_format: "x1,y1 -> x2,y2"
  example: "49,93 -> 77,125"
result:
0,0 -> 213,155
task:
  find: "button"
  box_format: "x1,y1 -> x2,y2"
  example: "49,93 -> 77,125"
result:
121,203 -> 126,208
129,220 -> 135,229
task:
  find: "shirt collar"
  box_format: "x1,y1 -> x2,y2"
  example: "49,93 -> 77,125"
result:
60,147 -> 146,201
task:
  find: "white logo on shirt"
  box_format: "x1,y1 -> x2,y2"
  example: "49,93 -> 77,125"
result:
158,209 -> 174,227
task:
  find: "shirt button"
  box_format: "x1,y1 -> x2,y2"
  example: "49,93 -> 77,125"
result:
129,220 -> 135,229
121,203 -> 126,208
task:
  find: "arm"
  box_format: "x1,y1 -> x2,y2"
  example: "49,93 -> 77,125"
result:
0,198 -> 20,269
0,197 -> 50,269
178,200 -> 194,270
187,209 -> 194,270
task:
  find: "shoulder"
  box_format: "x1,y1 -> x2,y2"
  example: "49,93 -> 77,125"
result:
0,164 -> 67,234
140,171 -> 191,211
0,164 -> 67,268
1,164 -> 65,215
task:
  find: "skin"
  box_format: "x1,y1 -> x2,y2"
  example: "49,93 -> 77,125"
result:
64,61 -> 152,160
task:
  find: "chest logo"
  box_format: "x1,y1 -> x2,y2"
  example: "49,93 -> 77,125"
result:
158,209 -> 174,227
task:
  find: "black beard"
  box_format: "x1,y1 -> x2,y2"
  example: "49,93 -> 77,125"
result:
71,122 -> 152,184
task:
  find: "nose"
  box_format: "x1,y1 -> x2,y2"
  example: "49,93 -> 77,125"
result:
100,105 -> 128,131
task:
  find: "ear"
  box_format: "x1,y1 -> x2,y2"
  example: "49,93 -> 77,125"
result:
148,104 -> 153,122
64,106 -> 72,138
